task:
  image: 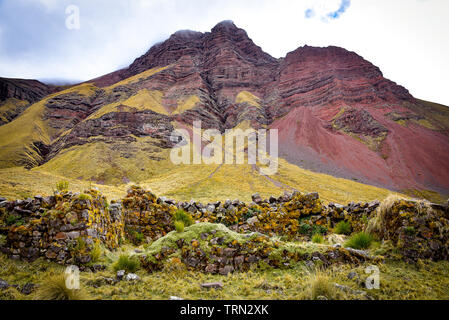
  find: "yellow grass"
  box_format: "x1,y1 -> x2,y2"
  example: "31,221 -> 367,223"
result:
0,83 -> 100,169
235,91 -> 261,108
172,95 -> 200,115
0,166 -> 125,201
0,98 -> 29,123
105,65 -> 171,91
88,89 -> 168,120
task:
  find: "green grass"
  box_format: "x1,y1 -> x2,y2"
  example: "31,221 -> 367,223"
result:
334,221 -> 352,235
2,251 -> 448,300
311,233 -> 324,244
113,254 -> 141,273
173,209 -> 194,227
174,220 -> 185,233
345,232 -> 374,250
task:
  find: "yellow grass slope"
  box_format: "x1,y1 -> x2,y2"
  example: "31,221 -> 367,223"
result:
0,83 -> 99,169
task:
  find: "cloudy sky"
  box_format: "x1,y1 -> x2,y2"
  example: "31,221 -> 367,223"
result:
0,0 -> 448,105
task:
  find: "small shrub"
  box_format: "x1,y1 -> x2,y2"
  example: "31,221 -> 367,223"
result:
299,223 -> 312,235
311,233 -> 324,244
113,254 -> 140,273
174,220 -> 185,233
344,232 -> 374,250
173,209 -> 194,227
334,221 -> 352,235
55,181 -> 69,193
34,274 -> 88,300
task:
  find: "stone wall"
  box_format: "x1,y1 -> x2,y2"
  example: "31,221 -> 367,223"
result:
1,186 -> 448,266
121,186 -> 380,242
0,189 -> 123,265
368,198 -> 449,261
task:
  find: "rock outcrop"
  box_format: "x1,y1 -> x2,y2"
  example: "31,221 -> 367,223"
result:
0,77 -> 55,104
0,77 -> 58,126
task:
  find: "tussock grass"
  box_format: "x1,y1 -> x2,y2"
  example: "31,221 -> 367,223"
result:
174,220 -> 185,233
113,254 -> 140,273
334,221 -> 352,235
303,269 -> 339,300
34,273 -> 89,300
344,232 -> 374,250
55,180 -> 69,193
366,194 -> 406,237
311,233 -> 324,244
90,242 -> 102,263
173,209 -> 194,227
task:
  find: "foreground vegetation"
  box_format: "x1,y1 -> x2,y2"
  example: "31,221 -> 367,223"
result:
1,248 -> 448,300
1,180 -> 447,300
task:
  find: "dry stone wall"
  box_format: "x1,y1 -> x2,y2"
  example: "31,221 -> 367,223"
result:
1,186 -> 448,266
0,189 -> 123,265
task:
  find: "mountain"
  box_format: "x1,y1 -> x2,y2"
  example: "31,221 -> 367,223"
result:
0,77 -> 58,125
0,21 -> 448,202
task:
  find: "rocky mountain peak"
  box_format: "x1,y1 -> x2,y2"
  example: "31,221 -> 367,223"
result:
210,20 -> 239,33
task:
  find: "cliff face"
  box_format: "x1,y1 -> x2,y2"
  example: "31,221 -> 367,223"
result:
0,77 -> 57,125
0,77 -> 54,103
1,21 -> 448,195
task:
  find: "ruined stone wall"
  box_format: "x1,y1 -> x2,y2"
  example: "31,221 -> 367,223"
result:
0,189 -> 124,265
121,186 -> 380,242
369,199 -> 449,261
1,186 -> 448,266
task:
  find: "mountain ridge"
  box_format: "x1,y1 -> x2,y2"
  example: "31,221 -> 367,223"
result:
0,21 -> 448,201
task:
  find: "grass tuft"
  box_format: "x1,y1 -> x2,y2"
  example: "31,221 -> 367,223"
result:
334,221 -> 352,235
173,209 -> 194,227
113,254 -> 140,273
55,180 -> 69,193
90,242 -> 102,263
344,232 -> 374,250
305,270 -> 338,300
34,273 -> 88,300
311,233 -> 324,244
174,220 -> 185,233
